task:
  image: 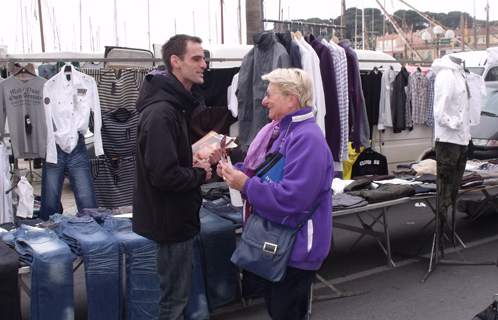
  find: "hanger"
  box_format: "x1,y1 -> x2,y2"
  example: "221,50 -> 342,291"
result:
294,31 -> 302,40
111,107 -> 132,122
417,66 -> 422,72
14,67 -> 37,78
63,63 -> 72,80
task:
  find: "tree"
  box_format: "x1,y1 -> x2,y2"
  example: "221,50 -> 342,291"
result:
246,0 -> 263,45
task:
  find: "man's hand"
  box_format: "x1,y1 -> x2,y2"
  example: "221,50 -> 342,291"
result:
194,161 -> 212,181
209,149 -> 222,166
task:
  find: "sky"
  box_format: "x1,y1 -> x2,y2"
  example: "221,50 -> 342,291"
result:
1,0 -> 496,55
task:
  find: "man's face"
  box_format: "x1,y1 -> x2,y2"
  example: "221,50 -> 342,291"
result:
172,40 -> 206,91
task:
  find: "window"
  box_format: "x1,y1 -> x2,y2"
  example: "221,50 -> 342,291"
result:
485,66 -> 498,82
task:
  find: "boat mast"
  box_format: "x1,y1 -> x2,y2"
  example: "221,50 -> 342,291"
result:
486,0 -> 490,49
208,0 -> 212,43
220,0 -> 225,44
80,0 -> 83,51
37,0 -> 45,52
239,0 -> 242,44
147,0 -> 151,51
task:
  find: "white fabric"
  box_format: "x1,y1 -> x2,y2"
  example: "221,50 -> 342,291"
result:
227,73 -> 239,118
294,37 -> 326,136
432,56 -> 471,146
466,72 -> 486,126
332,177 -> 355,194
487,47 -> 498,65
373,178 -> 422,185
378,67 -> 396,130
0,142 -> 13,223
15,176 -> 34,218
43,64 -> 103,163
307,220 -> 314,252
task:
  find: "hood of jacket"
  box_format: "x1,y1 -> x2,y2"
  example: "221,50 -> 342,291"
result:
431,55 -> 460,75
136,72 -> 205,119
252,31 -> 278,51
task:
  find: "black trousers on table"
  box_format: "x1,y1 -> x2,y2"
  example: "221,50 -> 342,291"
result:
0,239 -> 22,320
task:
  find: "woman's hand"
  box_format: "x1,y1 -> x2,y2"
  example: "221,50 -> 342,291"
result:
218,161 -> 248,192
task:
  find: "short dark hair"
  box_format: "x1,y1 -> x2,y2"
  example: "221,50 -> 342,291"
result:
161,34 -> 203,72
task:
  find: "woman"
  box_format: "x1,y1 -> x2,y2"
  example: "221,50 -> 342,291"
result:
218,68 -> 334,320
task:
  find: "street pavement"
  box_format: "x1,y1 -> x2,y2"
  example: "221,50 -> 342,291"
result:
209,193 -> 498,320
18,174 -> 498,319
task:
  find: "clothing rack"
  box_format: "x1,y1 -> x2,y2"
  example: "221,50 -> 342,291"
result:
262,18 -> 346,31
0,57 -> 243,64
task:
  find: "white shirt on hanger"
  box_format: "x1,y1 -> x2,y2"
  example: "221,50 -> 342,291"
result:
43,64 -> 103,164
294,36 -> 326,136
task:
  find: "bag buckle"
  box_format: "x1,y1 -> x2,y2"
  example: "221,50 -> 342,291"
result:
263,242 -> 277,254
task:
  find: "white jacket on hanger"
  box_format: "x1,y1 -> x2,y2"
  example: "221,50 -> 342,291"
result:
432,55 -> 471,146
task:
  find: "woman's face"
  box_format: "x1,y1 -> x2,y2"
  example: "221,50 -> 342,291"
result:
262,83 -> 294,121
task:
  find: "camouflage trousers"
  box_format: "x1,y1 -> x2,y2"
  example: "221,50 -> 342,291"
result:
435,141 -> 468,253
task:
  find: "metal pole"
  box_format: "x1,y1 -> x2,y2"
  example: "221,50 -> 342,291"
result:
436,34 -> 440,59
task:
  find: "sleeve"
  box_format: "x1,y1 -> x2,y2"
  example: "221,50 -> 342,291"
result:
142,106 -> 206,193
43,83 -> 58,164
0,82 -> 6,134
89,78 -> 104,157
246,129 -> 329,218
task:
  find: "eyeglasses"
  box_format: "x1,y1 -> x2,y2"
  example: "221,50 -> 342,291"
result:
265,91 -> 284,99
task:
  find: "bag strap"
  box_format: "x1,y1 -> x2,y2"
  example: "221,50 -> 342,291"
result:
295,200 -> 322,231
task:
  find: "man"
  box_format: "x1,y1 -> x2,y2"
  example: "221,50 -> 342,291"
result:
133,34 -> 213,319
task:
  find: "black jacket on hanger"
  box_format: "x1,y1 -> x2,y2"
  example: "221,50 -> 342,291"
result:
392,66 -> 410,133
276,31 -> 302,69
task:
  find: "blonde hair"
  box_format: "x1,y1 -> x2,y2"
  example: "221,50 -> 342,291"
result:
261,68 -> 314,109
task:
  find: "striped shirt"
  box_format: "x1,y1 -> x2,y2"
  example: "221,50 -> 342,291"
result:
90,155 -> 135,208
101,108 -> 139,158
425,72 -> 436,127
81,68 -> 151,111
407,70 -> 430,125
325,39 -> 350,163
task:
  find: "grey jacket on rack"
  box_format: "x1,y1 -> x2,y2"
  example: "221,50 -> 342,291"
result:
236,31 -> 290,151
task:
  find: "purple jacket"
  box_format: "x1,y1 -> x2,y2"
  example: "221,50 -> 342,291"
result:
242,108 -> 334,271
311,40 -> 341,162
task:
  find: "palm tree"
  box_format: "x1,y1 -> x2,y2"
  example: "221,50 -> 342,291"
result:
246,0 -> 263,44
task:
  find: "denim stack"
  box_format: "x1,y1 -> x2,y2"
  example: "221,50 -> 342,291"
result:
202,196 -> 243,227
100,214 -> 161,320
198,207 -> 239,312
6,225 -> 76,320
58,216 -> 122,320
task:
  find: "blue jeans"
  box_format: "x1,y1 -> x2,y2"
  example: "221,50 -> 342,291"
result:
40,134 -> 98,220
202,196 -> 243,226
15,225 -> 75,320
185,236 -> 209,320
198,208 -> 238,311
101,215 -> 161,320
156,238 -> 193,320
58,216 -> 122,320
